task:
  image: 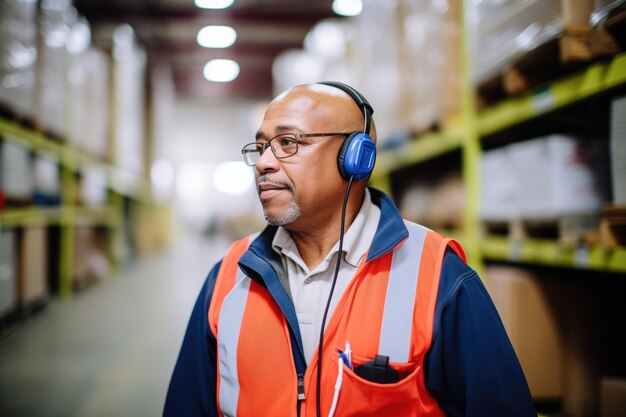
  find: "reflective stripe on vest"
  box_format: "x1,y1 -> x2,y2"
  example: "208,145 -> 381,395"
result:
378,222 -> 428,363
217,269 -> 249,417
212,224 -> 465,417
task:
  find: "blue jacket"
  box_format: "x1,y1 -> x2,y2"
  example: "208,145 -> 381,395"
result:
164,188 -> 536,417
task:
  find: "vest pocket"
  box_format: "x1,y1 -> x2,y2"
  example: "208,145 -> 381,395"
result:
333,351 -> 421,417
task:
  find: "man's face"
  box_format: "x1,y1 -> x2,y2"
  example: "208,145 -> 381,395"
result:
254,88 -> 357,231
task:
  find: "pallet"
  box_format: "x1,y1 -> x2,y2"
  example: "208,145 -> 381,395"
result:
600,205 -> 626,248
482,215 -> 601,247
477,26 -> 594,106
0,102 -> 36,131
591,8 -> 626,57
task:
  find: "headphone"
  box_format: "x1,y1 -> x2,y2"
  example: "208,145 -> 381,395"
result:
318,81 -> 376,181
314,81 -> 376,417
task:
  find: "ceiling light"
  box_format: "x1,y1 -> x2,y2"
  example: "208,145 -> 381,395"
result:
194,0 -> 235,9
304,19 -> 349,58
332,0 -> 363,16
203,59 -> 240,82
197,25 -> 237,48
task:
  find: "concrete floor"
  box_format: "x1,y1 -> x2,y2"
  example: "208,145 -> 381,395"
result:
0,233 -> 230,417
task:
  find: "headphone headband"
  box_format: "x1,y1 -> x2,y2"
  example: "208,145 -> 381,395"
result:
318,81 -> 374,135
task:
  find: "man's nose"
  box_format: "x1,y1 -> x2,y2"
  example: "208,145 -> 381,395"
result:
255,147 -> 279,174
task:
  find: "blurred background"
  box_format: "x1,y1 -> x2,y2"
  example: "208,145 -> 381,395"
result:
0,0 -> 625,416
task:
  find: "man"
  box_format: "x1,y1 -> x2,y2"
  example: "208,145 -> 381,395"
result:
164,82 -> 536,417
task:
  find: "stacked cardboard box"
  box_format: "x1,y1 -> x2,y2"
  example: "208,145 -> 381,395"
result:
18,227 -> 48,307
485,265 -> 605,416
485,266 -> 565,399
601,378 -> 626,417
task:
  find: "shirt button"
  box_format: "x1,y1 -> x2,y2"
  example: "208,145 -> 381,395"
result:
304,277 -> 312,285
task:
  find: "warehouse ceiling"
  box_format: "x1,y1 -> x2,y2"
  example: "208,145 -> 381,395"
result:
75,0 -> 337,100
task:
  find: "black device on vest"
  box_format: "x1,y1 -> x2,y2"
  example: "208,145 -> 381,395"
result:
318,81 -> 377,181
354,354 -> 400,384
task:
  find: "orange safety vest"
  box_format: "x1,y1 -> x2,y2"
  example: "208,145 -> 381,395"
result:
208,221 -> 466,417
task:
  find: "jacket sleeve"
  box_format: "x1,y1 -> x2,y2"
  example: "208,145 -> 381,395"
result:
424,249 -> 537,417
163,261 -> 222,417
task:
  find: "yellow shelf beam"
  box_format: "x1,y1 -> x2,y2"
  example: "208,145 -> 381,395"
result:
0,117 -> 152,203
478,52 -> 626,137
0,206 -> 115,228
373,53 -> 626,182
481,236 -> 626,273
372,131 -> 464,179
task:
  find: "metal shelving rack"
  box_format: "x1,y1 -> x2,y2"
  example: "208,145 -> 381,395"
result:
0,117 -> 154,298
371,44 -> 626,273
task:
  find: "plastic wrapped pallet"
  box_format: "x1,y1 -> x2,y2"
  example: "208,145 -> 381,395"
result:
0,229 -> 17,318
32,152 -> 60,206
0,0 -> 38,119
466,0 -> 593,85
66,17 -> 92,148
0,140 -> 33,204
509,135 -> 610,218
482,135 -> 610,220
481,146 -> 519,221
79,165 -> 108,207
610,95 -> 626,204
36,0 -> 76,138
351,0 -> 405,145
82,47 -> 110,160
111,25 -> 147,176
401,0 -> 462,131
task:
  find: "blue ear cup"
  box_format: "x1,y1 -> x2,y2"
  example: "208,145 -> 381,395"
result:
337,131 -> 377,180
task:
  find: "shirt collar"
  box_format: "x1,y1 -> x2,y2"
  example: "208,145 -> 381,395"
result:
272,188 -> 379,270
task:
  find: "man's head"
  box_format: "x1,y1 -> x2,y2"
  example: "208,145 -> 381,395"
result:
250,83 -> 376,231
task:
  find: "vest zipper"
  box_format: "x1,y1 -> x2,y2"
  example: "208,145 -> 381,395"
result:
297,373 -> 305,399
297,373 -> 305,416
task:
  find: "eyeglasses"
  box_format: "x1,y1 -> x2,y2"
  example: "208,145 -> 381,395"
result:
241,132 -> 349,166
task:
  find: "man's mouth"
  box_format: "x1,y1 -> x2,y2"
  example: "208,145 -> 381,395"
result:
258,181 -> 290,199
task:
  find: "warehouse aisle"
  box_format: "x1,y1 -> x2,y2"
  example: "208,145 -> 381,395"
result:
0,232 -> 230,417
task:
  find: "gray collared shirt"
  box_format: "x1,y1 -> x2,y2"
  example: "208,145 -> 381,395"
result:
272,188 -> 381,363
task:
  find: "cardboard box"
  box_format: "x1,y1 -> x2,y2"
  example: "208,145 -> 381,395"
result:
484,266 -> 565,399
601,377 -> 626,417
73,227 -> 109,290
19,227 -> 48,306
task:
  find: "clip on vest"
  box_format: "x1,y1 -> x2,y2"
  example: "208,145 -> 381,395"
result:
353,354 -> 399,384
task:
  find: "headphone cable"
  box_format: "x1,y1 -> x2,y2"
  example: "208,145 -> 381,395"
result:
316,174 -> 354,417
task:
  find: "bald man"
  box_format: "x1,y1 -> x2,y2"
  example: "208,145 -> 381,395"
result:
164,83 -> 536,417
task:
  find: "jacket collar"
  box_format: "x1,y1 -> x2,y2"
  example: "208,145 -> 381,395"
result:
236,187 -> 407,374
244,187 -> 407,273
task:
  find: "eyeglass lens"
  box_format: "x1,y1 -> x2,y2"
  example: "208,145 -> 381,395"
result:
242,134 -> 298,166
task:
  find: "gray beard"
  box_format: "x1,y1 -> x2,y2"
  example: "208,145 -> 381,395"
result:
263,197 -> 302,226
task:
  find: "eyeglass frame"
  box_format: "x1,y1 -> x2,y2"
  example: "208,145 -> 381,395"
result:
241,132 -> 350,166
